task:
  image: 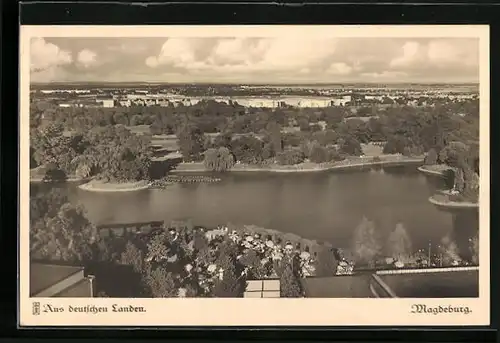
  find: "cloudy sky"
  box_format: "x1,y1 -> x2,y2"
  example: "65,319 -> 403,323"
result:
29,37 -> 479,84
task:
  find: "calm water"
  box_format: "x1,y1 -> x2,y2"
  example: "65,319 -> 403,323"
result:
67,165 -> 478,251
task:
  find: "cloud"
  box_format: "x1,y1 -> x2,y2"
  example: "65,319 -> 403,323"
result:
145,37 -> 338,74
389,41 -> 421,68
29,37 -> 479,83
427,39 -> 478,67
361,71 -> 408,79
389,39 -> 479,71
30,37 -> 72,72
326,62 -> 352,75
77,49 -> 98,68
108,42 -> 148,54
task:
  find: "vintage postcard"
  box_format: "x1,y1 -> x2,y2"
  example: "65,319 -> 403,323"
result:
19,25 -> 490,326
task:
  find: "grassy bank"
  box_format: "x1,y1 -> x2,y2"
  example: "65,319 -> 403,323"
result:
428,193 -> 479,209
417,164 -> 455,177
78,180 -> 150,192
172,156 -> 424,174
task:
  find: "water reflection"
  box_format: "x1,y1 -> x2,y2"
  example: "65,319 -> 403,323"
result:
48,166 -> 462,252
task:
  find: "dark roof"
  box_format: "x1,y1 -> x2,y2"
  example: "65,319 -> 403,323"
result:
378,270 -> 479,298
30,263 -> 84,296
301,275 -> 373,298
54,278 -> 93,297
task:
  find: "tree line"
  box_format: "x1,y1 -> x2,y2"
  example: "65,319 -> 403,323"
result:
30,97 -> 479,184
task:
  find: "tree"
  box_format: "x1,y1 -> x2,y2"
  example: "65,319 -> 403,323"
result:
203,147 -> 235,172
276,149 -> 305,165
297,117 -> 310,132
279,257 -> 303,297
470,233 -> 479,265
439,142 -> 470,169
282,132 -> 303,148
424,148 -> 438,165
327,147 -> 344,162
144,266 -> 178,297
387,223 -> 412,262
266,121 -> 283,154
443,169 -> 456,189
352,217 -> 381,267
315,247 -> 339,277
338,136 -> 362,156
42,164 -> 68,183
319,129 -> 339,146
176,122 -> 204,162
213,132 -> 232,148
439,236 -> 462,266
145,232 -> 170,263
454,168 -> 465,193
230,135 -> 264,164
212,250 -> 244,297
383,136 -> 407,155
30,199 -> 97,263
309,143 -> 328,163
121,241 -> 144,273
239,249 -> 267,279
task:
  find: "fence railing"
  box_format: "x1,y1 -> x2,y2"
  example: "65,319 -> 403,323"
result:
375,266 -> 479,275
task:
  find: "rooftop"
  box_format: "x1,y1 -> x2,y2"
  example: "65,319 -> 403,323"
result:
301,275 -> 373,298
53,278 -> 93,297
30,263 -> 84,296
378,270 -> 479,298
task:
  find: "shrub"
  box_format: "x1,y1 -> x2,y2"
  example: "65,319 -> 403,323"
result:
309,144 -> 328,164
338,136 -> 362,156
276,149 -> 305,165
424,148 -> 438,165
203,147 -> 235,172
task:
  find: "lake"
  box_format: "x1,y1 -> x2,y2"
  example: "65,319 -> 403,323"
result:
66,165 -> 479,253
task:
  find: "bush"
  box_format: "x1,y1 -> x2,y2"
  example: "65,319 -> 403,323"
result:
203,147 -> 235,172
371,156 -> 382,163
43,166 -> 67,183
327,147 -> 344,162
276,149 -> 305,165
424,148 -> 438,165
338,136 -> 362,156
309,144 -> 328,163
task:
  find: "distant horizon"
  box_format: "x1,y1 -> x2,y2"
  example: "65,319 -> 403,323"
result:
30,81 -> 479,86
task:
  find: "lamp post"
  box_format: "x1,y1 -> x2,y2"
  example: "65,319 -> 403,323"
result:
88,275 -> 95,298
428,241 -> 432,267
437,245 -> 443,267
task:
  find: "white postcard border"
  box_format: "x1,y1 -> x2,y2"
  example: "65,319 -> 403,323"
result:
19,25 -> 490,327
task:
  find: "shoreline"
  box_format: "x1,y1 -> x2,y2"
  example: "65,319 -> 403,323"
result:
172,157 -> 425,174
30,177 -> 87,184
417,165 -> 454,177
78,180 -> 151,193
428,195 -> 479,209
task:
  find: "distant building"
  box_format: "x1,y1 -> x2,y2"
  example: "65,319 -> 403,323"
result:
331,95 -> 351,106
118,99 -> 131,107
30,263 -> 95,297
100,99 -> 115,108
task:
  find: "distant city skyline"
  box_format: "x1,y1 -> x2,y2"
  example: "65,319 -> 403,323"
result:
30,37 -> 480,84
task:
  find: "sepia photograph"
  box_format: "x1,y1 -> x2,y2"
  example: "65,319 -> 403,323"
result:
19,25 -> 489,326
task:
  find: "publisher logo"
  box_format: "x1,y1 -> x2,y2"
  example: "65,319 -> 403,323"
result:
32,302 -> 40,316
